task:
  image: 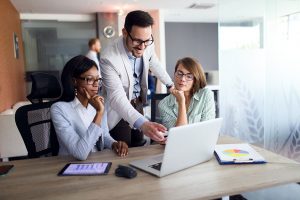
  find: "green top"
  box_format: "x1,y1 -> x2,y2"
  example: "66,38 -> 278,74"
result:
158,88 -> 216,129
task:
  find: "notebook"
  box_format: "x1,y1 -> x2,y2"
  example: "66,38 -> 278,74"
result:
214,143 -> 266,165
130,118 -> 223,177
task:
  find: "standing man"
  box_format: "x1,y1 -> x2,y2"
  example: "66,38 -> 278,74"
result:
86,38 -> 101,72
100,10 -> 174,147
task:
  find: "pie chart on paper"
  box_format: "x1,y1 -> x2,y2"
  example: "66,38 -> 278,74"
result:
223,149 -> 249,157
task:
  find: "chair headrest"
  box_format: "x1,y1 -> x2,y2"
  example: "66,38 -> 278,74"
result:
27,72 -> 62,103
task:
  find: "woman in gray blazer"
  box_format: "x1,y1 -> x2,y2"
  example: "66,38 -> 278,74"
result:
50,55 -> 128,160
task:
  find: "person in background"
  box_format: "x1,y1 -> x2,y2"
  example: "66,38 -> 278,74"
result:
86,38 -> 101,72
50,55 -> 128,160
158,57 -> 215,130
100,10 -> 174,147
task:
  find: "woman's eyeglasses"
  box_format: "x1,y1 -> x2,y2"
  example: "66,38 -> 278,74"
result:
175,71 -> 194,81
77,76 -> 102,86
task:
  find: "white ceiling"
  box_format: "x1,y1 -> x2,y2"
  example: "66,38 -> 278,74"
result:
10,0 -> 218,22
10,0 -> 300,23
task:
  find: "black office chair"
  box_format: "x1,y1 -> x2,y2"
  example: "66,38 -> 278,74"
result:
15,101 -> 59,158
151,93 -> 170,123
149,93 -> 169,144
27,72 -> 62,103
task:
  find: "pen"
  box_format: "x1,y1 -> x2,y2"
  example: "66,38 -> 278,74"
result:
233,158 -> 254,163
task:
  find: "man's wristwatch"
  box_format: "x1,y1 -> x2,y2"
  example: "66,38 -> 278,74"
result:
166,84 -> 173,90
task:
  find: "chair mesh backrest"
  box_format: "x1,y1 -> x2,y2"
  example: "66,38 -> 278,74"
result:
28,107 -> 51,153
15,102 -> 59,158
151,93 -> 169,123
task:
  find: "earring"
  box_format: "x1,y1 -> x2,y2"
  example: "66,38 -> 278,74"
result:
74,88 -> 78,96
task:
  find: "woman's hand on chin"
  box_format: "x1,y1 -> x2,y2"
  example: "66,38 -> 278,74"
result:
171,89 -> 185,104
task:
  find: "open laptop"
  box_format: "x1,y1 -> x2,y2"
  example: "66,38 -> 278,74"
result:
130,118 -> 223,177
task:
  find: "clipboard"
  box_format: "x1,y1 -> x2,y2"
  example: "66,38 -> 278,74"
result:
214,143 -> 267,165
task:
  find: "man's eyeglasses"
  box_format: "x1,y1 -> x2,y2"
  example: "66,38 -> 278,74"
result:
127,32 -> 154,47
175,71 -> 194,81
77,76 -> 102,86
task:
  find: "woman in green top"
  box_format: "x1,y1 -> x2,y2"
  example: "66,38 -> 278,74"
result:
158,57 -> 215,129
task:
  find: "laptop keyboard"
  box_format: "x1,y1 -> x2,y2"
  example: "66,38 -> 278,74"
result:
149,162 -> 162,171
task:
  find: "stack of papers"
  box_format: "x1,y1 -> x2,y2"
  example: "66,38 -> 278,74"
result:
214,143 -> 266,165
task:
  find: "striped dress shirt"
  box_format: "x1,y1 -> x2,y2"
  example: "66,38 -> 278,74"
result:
158,87 -> 216,129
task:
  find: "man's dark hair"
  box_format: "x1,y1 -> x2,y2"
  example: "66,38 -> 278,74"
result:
124,10 -> 154,33
88,38 -> 99,48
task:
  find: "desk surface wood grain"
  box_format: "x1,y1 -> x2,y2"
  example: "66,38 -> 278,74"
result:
1,136 -> 300,200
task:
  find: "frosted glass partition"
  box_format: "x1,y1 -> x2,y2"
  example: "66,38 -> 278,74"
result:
219,0 -> 300,161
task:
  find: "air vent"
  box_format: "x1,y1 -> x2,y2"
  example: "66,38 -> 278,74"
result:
188,3 -> 215,9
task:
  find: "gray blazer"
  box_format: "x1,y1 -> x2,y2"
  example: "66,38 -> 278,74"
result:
50,101 -> 115,160
100,37 -> 173,129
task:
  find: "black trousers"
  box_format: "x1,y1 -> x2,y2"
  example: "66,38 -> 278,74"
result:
109,97 -> 145,147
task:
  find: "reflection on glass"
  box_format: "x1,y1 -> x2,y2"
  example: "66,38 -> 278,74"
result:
22,20 -> 96,73
220,20 -> 263,50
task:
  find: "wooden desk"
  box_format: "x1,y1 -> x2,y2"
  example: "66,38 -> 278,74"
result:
1,136 -> 300,200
